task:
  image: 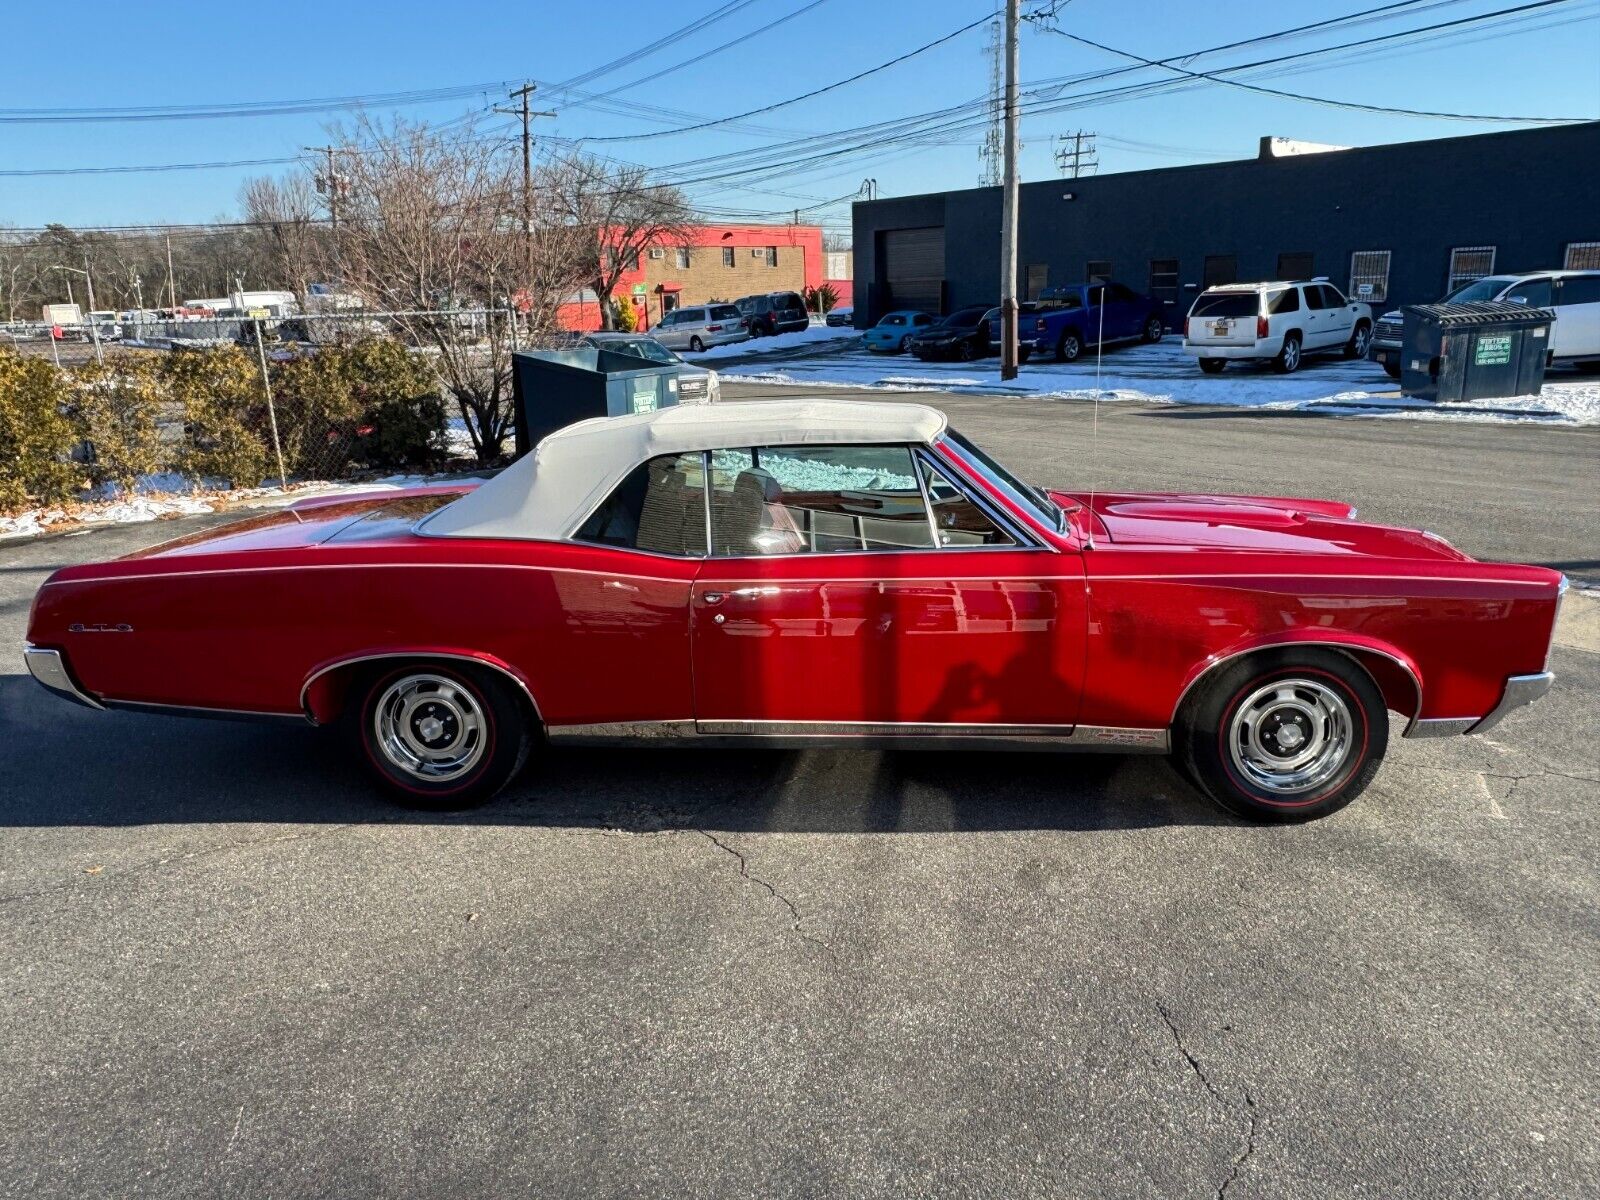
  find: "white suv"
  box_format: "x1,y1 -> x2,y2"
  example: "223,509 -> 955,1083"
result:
1183,281 -> 1372,374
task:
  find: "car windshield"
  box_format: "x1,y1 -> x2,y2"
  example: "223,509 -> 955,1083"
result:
1441,276 -> 1515,303
1191,292 -> 1259,318
879,315 -> 907,326
599,337 -> 676,364
942,308 -> 988,328
939,427 -> 1063,532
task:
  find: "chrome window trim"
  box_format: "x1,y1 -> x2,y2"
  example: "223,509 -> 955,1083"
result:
299,651 -> 541,725
911,449 -> 941,548
915,447 -> 1039,551
565,450 -> 711,559
1170,641 -> 1424,734
936,430 -> 1065,535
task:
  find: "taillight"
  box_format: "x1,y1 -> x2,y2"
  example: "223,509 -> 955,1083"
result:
1035,318 -> 1047,333
1184,317 -> 1192,338
706,324 -> 722,332
1257,316 -> 1269,339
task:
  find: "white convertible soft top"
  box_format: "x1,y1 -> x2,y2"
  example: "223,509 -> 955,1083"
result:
421,397 -> 949,541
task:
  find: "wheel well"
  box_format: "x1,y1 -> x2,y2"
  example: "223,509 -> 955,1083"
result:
301,653 -> 542,730
1175,644 -> 1420,727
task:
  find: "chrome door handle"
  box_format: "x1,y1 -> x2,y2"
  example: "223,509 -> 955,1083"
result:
702,591 -> 726,605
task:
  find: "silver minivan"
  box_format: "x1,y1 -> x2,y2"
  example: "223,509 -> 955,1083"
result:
653,303 -> 750,353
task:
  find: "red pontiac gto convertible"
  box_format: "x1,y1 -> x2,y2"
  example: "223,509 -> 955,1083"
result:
25,399 -> 1564,821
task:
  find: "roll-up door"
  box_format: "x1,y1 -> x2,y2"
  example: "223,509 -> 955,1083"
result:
882,227 -> 945,314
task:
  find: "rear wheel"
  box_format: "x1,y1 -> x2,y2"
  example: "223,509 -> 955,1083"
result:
1382,360 -> 1402,380
958,339 -> 976,361
1176,649 -> 1386,822
351,662 -> 532,809
1343,321 -> 1371,359
1143,315 -> 1165,343
689,335 -> 704,353
1197,358 -> 1227,375
1273,333 -> 1302,374
898,335 -> 910,352
1055,330 -> 1083,362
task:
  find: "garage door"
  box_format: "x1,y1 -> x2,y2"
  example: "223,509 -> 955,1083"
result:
882,227 -> 945,313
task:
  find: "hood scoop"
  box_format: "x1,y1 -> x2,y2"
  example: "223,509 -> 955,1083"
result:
1101,499 -> 1309,529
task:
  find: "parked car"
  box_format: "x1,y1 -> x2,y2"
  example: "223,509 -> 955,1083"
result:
864,310 -> 936,353
25,398 -> 1564,822
824,305 -> 855,328
582,332 -> 719,404
1014,282 -> 1168,363
907,304 -> 997,361
652,303 -> 749,354
1369,270 -> 1600,378
1184,281 -> 1373,374
735,291 -> 809,337
984,302 -> 1041,361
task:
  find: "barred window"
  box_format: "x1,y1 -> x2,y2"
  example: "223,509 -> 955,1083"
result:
1564,241 -> 1600,271
1348,250 -> 1391,303
1447,246 -> 1495,291
722,246 -> 735,267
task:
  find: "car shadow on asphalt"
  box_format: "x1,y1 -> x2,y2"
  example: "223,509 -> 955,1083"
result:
0,675 -> 1232,833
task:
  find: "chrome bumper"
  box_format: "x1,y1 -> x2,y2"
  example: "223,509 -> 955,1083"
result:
22,644 -> 103,710
1470,672 -> 1554,734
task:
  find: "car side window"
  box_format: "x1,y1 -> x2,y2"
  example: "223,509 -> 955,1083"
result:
1504,279 -> 1552,308
1322,284 -> 1349,306
920,458 -> 1016,547
708,444 -> 934,556
1107,283 -> 1138,302
574,453 -> 707,557
915,313 -> 934,326
1268,288 -> 1300,314
1557,276 -> 1600,305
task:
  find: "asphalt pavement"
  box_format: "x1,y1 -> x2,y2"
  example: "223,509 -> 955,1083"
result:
2,391 -> 1597,1198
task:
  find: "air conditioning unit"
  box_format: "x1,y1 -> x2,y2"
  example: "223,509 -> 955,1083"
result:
648,248 -> 665,260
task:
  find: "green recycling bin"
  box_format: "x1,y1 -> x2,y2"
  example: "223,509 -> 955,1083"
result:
512,348 -> 684,454
1399,302 -> 1553,403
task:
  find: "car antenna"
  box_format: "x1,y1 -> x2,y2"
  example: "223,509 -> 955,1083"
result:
1085,286 -> 1107,550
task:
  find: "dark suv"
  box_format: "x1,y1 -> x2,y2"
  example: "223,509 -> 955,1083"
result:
736,290 -> 809,337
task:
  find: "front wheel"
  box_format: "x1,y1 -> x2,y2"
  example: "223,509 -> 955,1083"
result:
1343,322 -> 1371,359
352,662 -> 532,809
1176,649 -> 1386,822
1382,360 -> 1401,380
689,336 -> 704,353
958,340 -> 976,361
898,335 -> 910,352
1273,333 -> 1302,374
1142,315 -> 1165,343
1197,358 -> 1227,375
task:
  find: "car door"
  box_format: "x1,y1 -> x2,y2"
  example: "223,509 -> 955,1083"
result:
1503,276 -> 1556,349
1104,283 -> 1144,340
1549,275 -> 1600,359
1299,286 -> 1331,349
652,310 -> 680,348
1318,284 -> 1354,347
688,441 -> 1088,732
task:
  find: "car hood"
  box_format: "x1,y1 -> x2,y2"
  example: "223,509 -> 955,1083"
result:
1049,490 -> 1474,561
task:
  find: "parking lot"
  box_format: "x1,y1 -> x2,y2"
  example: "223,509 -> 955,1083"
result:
3,385 -> 1597,1198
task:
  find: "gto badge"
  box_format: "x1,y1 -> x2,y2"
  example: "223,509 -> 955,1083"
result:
68,623 -> 134,633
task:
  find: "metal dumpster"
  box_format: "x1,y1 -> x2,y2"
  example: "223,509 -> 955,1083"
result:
512,348 -> 683,454
1400,301 -> 1553,403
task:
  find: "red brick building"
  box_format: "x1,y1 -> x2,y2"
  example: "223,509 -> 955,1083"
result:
559,223 -> 825,332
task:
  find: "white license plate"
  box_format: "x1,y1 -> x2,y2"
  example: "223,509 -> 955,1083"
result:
1212,320 -> 1230,335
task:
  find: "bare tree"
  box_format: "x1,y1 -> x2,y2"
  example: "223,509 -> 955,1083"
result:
240,174 -> 326,304
544,152 -> 695,330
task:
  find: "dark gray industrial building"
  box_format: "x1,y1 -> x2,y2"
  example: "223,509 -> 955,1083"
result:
851,122 -> 1600,328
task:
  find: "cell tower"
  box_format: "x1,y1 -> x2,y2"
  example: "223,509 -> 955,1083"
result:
979,16 -> 1004,187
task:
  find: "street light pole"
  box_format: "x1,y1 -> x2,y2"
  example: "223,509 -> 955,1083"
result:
999,0 -> 1021,382
82,257 -> 103,366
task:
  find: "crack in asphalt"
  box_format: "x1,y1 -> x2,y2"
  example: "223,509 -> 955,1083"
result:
0,824 -> 355,906
695,830 -> 830,953
1156,1003 -> 1259,1200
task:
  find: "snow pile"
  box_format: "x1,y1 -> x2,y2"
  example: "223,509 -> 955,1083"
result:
686,324 -> 857,361
717,339 -> 1600,425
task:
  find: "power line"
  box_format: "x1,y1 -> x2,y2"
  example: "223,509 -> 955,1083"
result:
0,80 -> 522,124
550,0 -> 766,92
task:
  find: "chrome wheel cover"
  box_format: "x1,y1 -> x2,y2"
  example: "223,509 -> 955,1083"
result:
372,673 -> 487,783
1353,326 -> 1370,355
1282,339 -> 1300,370
1227,678 -> 1353,796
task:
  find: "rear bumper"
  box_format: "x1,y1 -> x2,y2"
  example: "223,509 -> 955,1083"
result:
1185,338 -> 1280,360
23,644 -> 103,710
1406,671 -> 1555,738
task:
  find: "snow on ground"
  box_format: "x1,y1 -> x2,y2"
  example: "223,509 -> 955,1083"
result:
684,323 -> 858,361
0,472 -> 483,542
718,338 -> 1600,425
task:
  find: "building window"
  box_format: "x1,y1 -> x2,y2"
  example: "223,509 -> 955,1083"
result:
1085,260 -> 1111,283
1447,246 -> 1495,291
1203,255 -> 1237,288
1148,258 -> 1179,313
1348,250 -> 1391,303
1277,251 -> 1314,280
1564,241 -> 1600,270
722,246 -> 735,268
648,247 -> 665,260
1025,264 -> 1049,300
674,248 -> 691,270
764,246 -> 778,267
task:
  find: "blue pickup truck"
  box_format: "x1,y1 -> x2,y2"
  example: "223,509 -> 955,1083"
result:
989,282 -> 1168,363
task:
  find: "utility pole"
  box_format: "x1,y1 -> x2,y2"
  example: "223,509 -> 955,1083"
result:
1055,130 -> 1098,179
999,0 -> 1021,381
307,145 -> 343,233
494,84 -> 556,288
165,231 -> 177,312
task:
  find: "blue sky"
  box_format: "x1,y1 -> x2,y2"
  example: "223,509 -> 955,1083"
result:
2,0 -> 1596,232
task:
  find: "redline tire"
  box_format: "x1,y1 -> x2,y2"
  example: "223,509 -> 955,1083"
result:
352,662 -> 532,810
1176,649 -> 1387,822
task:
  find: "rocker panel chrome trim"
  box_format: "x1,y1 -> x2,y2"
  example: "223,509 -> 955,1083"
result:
545,719 -> 1169,753
1405,717 -> 1477,738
